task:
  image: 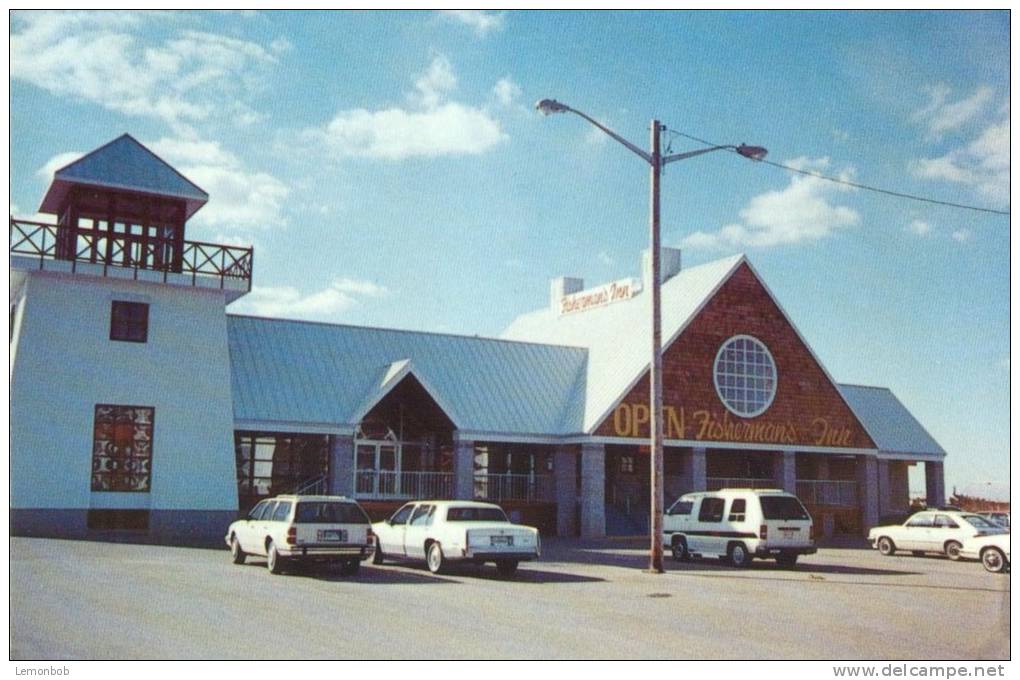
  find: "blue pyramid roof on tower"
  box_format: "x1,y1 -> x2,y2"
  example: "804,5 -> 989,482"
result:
40,134 -> 208,219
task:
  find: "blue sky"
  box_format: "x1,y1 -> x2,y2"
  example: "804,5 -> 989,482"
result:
9,10 -> 1010,498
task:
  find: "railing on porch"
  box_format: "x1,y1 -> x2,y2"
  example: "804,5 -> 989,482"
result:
706,477 -> 777,491
352,471 -> 554,503
474,474 -> 554,503
10,218 -> 253,290
796,480 -> 858,507
355,470 -> 454,500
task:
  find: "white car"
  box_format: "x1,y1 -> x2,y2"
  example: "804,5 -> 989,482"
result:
868,510 -> 1006,560
663,489 -> 816,568
960,533 -> 1010,573
978,512 -> 1010,530
225,495 -> 375,575
372,500 -> 540,576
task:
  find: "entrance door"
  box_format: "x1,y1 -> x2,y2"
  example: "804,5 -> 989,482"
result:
355,441 -> 401,497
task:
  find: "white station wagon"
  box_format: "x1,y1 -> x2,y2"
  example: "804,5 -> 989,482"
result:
868,510 -> 1006,560
372,500 -> 540,576
225,495 -> 375,575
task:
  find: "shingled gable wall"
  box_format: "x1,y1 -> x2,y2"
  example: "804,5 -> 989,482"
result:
594,262 -> 876,450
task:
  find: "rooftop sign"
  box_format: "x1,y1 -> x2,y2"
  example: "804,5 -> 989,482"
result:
559,277 -> 640,316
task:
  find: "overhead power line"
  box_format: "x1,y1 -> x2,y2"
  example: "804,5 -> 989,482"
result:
666,129 -> 1010,217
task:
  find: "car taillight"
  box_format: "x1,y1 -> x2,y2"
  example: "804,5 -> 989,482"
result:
367,528 -> 375,545
759,524 -> 767,540
809,524 -> 816,542
286,527 -> 297,545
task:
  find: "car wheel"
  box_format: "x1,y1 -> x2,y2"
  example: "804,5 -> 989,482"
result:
671,537 -> 690,562
230,535 -> 246,565
426,542 -> 445,574
496,560 -> 519,577
776,553 -> 798,568
728,542 -> 752,568
945,540 -> 963,561
340,560 -> 360,576
266,541 -> 285,575
981,547 -> 1008,573
372,545 -> 385,565
877,537 -> 896,556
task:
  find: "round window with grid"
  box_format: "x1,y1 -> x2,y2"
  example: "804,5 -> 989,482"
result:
713,335 -> 777,418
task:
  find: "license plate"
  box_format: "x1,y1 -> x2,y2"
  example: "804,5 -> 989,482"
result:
490,535 -> 513,546
780,528 -> 798,535
318,529 -> 346,542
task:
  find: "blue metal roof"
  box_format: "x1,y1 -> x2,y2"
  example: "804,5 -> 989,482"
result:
226,315 -> 589,436
39,134 -> 208,218
837,384 -> 946,457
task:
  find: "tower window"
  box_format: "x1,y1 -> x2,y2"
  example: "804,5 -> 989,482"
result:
92,405 -> 154,492
110,301 -> 149,343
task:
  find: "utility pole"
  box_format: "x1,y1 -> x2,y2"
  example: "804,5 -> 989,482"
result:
649,120 -> 665,573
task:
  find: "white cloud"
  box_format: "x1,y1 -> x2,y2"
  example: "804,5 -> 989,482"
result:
439,10 -> 505,37
914,84 -> 994,139
597,250 -> 615,266
10,11 -> 281,132
951,228 -> 972,242
410,55 -> 457,109
491,77 -> 522,107
147,137 -> 289,231
229,277 -> 388,320
305,55 -> 507,160
907,219 -> 932,237
36,151 -> 84,181
681,157 -> 860,250
333,277 -> 389,297
909,119 -> 1009,206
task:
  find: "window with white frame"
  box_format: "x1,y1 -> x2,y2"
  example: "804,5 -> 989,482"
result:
713,335 -> 777,418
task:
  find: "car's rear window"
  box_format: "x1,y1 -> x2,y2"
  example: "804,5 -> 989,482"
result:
294,502 -> 369,524
962,514 -> 1000,529
446,507 -> 509,522
760,496 -> 810,521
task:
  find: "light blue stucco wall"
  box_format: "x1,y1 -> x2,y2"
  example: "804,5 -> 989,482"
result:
10,270 -> 239,514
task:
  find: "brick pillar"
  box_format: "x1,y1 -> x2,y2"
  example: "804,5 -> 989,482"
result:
452,435 -> 475,500
554,446 -> 577,537
925,461 -> 946,508
328,434 -> 355,497
857,455 -> 880,534
777,450 -> 797,494
580,442 -> 605,539
690,446 -> 707,491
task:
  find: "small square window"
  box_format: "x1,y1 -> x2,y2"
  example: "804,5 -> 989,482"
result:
110,301 -> 149,343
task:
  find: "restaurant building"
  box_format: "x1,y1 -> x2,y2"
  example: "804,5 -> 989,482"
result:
10,135 -> 946,545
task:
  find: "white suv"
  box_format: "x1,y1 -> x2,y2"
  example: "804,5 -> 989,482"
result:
225,495 -> 375,575
663,489 -> 816,568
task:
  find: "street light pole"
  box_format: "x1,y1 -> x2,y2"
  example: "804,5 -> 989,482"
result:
648,119 -> 665,573
535,99 -> 765,574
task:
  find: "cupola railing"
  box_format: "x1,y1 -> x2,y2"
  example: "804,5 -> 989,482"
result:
10,217 -> 252,291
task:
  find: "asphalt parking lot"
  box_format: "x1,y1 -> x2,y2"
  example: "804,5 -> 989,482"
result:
9,536 -> 1009,660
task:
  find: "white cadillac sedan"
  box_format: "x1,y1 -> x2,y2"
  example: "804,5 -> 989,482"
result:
960,533 -> 1010,573
372,500 -> 540,576
868,510 -> 1007,560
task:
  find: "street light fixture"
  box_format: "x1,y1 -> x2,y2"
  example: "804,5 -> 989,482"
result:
537,98 -> 767,573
